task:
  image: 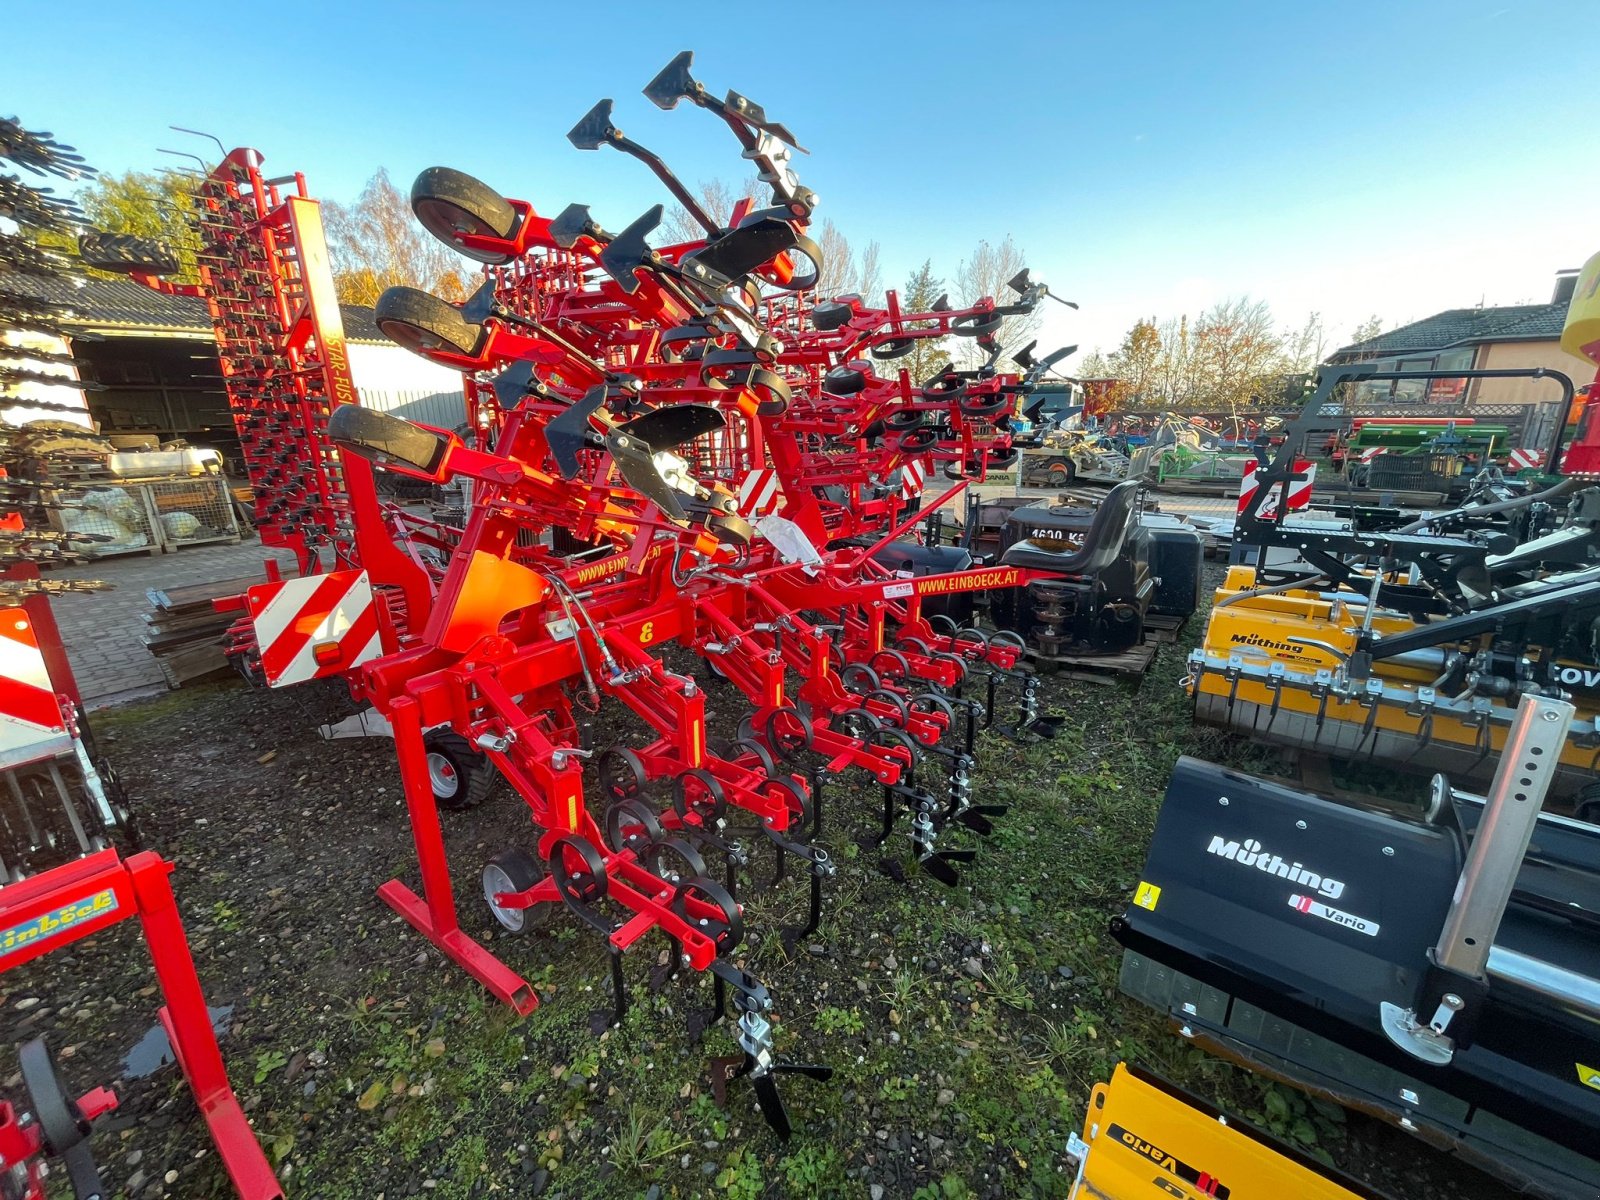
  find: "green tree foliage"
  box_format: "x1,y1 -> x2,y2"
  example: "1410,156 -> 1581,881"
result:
897,259 -> 951,385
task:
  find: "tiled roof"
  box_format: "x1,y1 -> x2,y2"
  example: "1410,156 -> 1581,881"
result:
2,273 -> 386,343
1335,302 -> 1568,357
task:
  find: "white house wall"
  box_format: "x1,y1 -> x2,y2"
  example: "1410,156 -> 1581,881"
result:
347,342 -> 467,430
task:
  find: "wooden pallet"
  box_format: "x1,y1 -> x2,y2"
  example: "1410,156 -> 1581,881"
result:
142,573 -> 265,688
1143,615 -> 1188,644
1034,640 -> 1157,685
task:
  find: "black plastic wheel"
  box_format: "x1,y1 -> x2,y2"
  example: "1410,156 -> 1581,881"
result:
650,836 -> 707,886
763,705 -> 814,761
829,708 -> 881,742
763,776 -> 811,829
424,731 -> 496,810
597,747 -> 649,805
673,768 -> 728,826
605,798 -> 664,856
960,394 -> 1010,419
985,447 -> 1020,470
865,688 -> 909,727
952,310 -> 1003,338
897,636 -> 932,658
482,847 -> 552,934
411,167 -> 519,263
825,366 -> 867,396
897,428 -> 940,453
550,834 -> 609,906
952,628 -> 992,661
672,875 -> 743,953
869,648 -> 912,682
840,663 -> 882,696
18,1038 -> 89,1156
870,337 -> 915,360
886,409 -> 926,432
811,300 -> 854,332
375,286 -> 487,358
909,692 -> 957,729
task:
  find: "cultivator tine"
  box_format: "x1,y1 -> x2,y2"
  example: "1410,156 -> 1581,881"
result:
548,203 -> 610,250
642,50 -> 699,110
544,386 -> 608,478
461,280 -> 496,324
567,98 -> 620,150
598,205 -> 664,293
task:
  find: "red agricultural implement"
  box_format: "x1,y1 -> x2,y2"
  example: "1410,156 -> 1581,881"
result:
316,51 -> 1107,1135
0,849 -> 281,1200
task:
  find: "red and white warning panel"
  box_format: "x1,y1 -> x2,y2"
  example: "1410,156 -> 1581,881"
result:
0,607 -> 72,769
245,569 -> 384,688
1238,458 -> 1315,518
737,468 -> 784,518
900,457 -> 927,501
1507,447 -> 1545,472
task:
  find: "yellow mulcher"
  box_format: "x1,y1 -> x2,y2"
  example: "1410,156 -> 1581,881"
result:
1186,307 -> 1600,805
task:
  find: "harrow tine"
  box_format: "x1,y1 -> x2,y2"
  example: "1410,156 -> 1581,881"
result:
752,1073 -> 793,1140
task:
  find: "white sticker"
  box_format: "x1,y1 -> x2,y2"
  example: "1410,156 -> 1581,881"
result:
883,581 -> 915,599
1288,894 -> 1380,937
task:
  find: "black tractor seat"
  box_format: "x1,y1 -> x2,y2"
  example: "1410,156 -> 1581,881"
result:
1000,479 -> 1140,576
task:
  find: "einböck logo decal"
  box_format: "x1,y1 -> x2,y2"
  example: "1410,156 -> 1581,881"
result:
0,889 -> 118,957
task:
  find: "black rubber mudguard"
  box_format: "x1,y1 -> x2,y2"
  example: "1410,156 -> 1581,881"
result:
1114,756 -> 1600,1180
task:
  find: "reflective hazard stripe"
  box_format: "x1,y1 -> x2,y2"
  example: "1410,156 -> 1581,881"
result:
737,468 -> 783,517
247,569 -> 384,687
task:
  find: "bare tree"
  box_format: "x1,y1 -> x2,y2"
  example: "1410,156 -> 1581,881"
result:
953,235 -> 1040,365
1153,315 -> 1193,407
324,169 -> 471,305
1283,311 -> 1327,373
1345,313 -> 1387,351
658,178 -> 757,244
855,239 -> 883,303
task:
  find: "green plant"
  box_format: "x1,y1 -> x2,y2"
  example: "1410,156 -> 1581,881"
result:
608,1101 -> 692,1174
715,1146 -> 765,1199
781,1143 -> 839,1191
815,1005 -> 865,1036
253,1049 -> 289,1084
1244,1082 -> 1344,1166
980,949 -> 1034,1011
913,1174 -> 972,1200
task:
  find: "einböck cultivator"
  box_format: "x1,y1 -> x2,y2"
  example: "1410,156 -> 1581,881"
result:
327,52 -> 1097,1134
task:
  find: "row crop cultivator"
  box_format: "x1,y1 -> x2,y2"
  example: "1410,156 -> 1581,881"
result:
322,52 -> 1100,1136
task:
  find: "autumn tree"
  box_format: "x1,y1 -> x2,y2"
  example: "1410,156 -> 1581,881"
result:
1114,319 -> 1162,403
1188,297 -> 1282,410
324,168 -> 470,306
953,235 -> 1039,365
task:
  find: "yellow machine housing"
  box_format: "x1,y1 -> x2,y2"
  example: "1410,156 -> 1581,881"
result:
1187,566 -> 1600,799
1069,1063 -> 1381,1200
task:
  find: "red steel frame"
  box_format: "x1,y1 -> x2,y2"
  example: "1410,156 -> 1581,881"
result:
0,849 -> 281,1198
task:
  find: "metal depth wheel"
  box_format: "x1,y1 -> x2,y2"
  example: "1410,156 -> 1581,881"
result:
673,768 -> 728,827
840,662 -> 882,696
424,731 -> 496,810
763,776 -> 812,829
410,166 -> 519,263
951,309 -> 1003,338
605,798 -> 664,857
482,847 -> 551,934
869,647 -> 912,683
753,234 -> 822,292
650,836 -> 708,888
829,707 -> 882,742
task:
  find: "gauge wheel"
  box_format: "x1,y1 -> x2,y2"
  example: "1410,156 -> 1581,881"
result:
764,704 -> 815,761
870,337 -> 915,360
17,1038 -> 89,1156
605,798 -> 664,857
424,731 -> 496,811
673,768 -> 728,826
482,848 -> 553,934
886,408 -> 926,432
411,166 -> 519,263
375,286 -> 487,358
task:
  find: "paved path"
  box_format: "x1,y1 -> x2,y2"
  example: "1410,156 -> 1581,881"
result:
49,540 -> 298,707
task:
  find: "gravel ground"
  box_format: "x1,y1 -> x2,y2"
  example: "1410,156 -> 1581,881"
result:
2,572 -> 1515,1199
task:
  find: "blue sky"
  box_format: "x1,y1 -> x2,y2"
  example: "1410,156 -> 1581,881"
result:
7,0 -> 1596,361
